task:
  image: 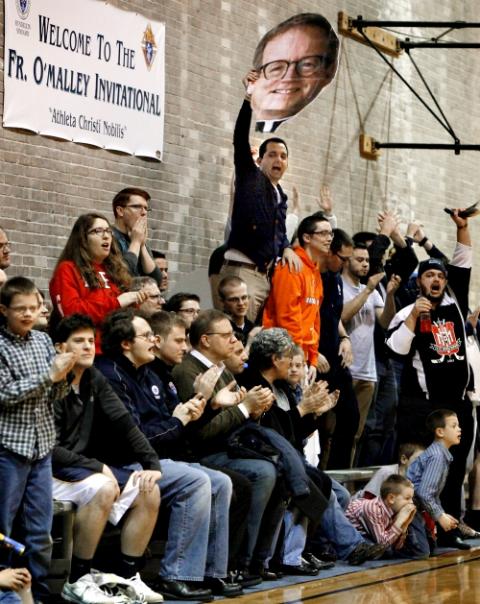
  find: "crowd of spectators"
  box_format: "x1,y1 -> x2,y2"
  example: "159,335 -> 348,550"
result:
1,16 -> 480,602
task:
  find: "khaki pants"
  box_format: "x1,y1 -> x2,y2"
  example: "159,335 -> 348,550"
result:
351,379 -> 376,467
217,263 -> 270,323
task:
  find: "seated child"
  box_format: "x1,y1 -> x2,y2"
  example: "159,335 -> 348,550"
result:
407,409 -> 469,550
287,346 -> 320,466
346,475 -> 429,557
354,442 -> 424,500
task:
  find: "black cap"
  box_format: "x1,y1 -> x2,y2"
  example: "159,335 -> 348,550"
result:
417,258 -> 448,279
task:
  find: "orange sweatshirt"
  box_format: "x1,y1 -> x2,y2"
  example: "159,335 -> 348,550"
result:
263,246 -> 323,366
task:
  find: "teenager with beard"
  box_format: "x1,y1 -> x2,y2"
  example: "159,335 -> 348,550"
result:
342,244 -> 399,466
386,209 -> 473,548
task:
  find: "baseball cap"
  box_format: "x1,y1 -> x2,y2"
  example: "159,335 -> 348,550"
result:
417,258 -> 448,279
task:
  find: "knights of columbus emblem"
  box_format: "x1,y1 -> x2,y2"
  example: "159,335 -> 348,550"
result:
142,24 -> 157,70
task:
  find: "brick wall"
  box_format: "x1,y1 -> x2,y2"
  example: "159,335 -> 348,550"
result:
1,0 -> 479,302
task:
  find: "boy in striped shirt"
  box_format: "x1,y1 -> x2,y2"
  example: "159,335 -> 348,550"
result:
346,475 -> 429,558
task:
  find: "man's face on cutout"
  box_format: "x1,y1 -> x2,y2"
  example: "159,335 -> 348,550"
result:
250,24 -> 336,121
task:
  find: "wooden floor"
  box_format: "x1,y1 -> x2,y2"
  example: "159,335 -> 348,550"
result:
224,548 -> 480,603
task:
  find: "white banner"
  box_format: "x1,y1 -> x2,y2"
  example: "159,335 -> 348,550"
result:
4,0 -> 165,160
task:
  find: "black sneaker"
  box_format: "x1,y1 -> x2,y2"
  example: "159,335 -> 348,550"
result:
347,542 -> 387,565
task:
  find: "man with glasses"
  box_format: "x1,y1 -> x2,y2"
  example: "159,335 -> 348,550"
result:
164,293 -> 201,329
111,187 -> 163,287
0,227 -> 11,271
172,310 -> 281,583
131,276 -> 165,317
248,13 -> 339,132
218,276 -> 254,339
96,308 -> 234,601
263,215 -> 332,383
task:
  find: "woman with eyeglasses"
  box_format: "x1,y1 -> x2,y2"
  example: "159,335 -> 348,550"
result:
49,213 -> 147,351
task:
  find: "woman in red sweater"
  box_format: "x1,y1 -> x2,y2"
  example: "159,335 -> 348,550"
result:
49,213 -> 146,350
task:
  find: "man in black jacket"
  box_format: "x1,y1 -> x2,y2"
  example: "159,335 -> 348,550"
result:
52,314 -> 163,604
218,80 -> 301,322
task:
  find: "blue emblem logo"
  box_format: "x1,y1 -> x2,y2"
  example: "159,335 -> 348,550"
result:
16,0 -> 30,19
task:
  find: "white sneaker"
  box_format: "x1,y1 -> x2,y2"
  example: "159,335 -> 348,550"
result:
89,571 -> 141,603
62,574 -> 128,604
123,574 -> 163,603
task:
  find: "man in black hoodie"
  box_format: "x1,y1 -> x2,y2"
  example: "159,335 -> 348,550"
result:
52,314 -> 163,604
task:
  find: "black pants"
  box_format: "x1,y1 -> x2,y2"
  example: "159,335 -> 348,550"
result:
319,363 -> 360,470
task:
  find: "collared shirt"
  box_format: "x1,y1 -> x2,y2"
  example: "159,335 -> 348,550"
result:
189,349 -> 249,419
190,349 -> 225,372
407,441 -> 452,520
227,100 -> 290,271
346,496 -> 404,548
0,327 -> 69,460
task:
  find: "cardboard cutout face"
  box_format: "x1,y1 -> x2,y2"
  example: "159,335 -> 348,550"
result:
249,14 -> 339,132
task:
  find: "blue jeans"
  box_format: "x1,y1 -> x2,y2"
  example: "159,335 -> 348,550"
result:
360,360 -> 398,466
281,509 -> 308,566
201,452 -> 277,566
0,591 -> 21,604
158,460 -> 231,581
392,512 -> 430,559
331,479 -> 351,510
317,490 -> 363,560
0,448 -> 52,600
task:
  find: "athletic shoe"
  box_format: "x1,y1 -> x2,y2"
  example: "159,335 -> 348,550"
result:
62,573 -> 128,604
123,574 -> 163,603
90,570 -> 141,602
347,542 -> 387,565
458,521 -> 480,539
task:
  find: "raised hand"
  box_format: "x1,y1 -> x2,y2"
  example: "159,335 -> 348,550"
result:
366,271 -> 385,292
49,352 -> 77,383
129,215 -> 148,246
194,366 -> 221,400
243,386 -> 275,418
211,381 -> 246,409
318,185 -> 333,215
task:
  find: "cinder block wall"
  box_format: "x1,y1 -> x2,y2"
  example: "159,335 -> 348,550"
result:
1,0 -> 479,303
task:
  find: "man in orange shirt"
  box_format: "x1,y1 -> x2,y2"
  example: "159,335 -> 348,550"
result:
263,215 -> 332,383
